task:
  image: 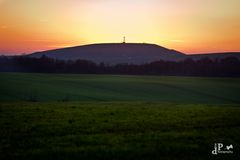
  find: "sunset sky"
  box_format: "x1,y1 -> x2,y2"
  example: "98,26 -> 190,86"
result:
0,0 -> 240,55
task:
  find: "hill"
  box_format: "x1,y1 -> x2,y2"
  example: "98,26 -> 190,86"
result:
188,52 -> 240,60
29,43 -> 186,64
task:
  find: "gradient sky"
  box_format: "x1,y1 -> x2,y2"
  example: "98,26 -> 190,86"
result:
0,0 -> 240,55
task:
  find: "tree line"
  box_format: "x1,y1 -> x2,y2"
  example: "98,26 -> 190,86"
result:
0,55 -> 240,77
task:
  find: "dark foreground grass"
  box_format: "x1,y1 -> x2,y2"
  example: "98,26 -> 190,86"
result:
0,102 -> 239,160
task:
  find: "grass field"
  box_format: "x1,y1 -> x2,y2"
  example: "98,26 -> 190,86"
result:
1,102 -> 240,160
0,73 -> 240,103
0,73 -> 240,159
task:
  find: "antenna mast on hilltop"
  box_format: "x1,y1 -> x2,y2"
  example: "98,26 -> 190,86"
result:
123,36 -> 126,43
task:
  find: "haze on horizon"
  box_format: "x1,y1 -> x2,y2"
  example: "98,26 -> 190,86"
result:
0,0 -> 240,55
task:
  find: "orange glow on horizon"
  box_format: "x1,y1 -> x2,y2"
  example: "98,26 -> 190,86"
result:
0,0 -> 240,55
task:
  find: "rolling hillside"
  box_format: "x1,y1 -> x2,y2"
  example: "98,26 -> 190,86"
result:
28,43 -> 240,65
188,52 -> 240,60
30,43 -> 186,64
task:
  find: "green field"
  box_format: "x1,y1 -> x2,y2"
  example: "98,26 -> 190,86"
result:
0,73 -> 240,103
0,73 -> 240,159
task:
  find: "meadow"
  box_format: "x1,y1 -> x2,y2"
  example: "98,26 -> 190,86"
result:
0,73 -> 240,159
0,73 -> 240,103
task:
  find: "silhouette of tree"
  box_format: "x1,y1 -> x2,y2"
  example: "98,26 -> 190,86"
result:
0,55 -> 240,77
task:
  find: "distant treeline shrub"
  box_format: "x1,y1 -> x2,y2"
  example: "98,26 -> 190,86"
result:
0,55 -> 240,77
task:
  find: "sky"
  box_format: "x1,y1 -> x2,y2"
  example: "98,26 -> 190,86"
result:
0,0 -> 240,55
